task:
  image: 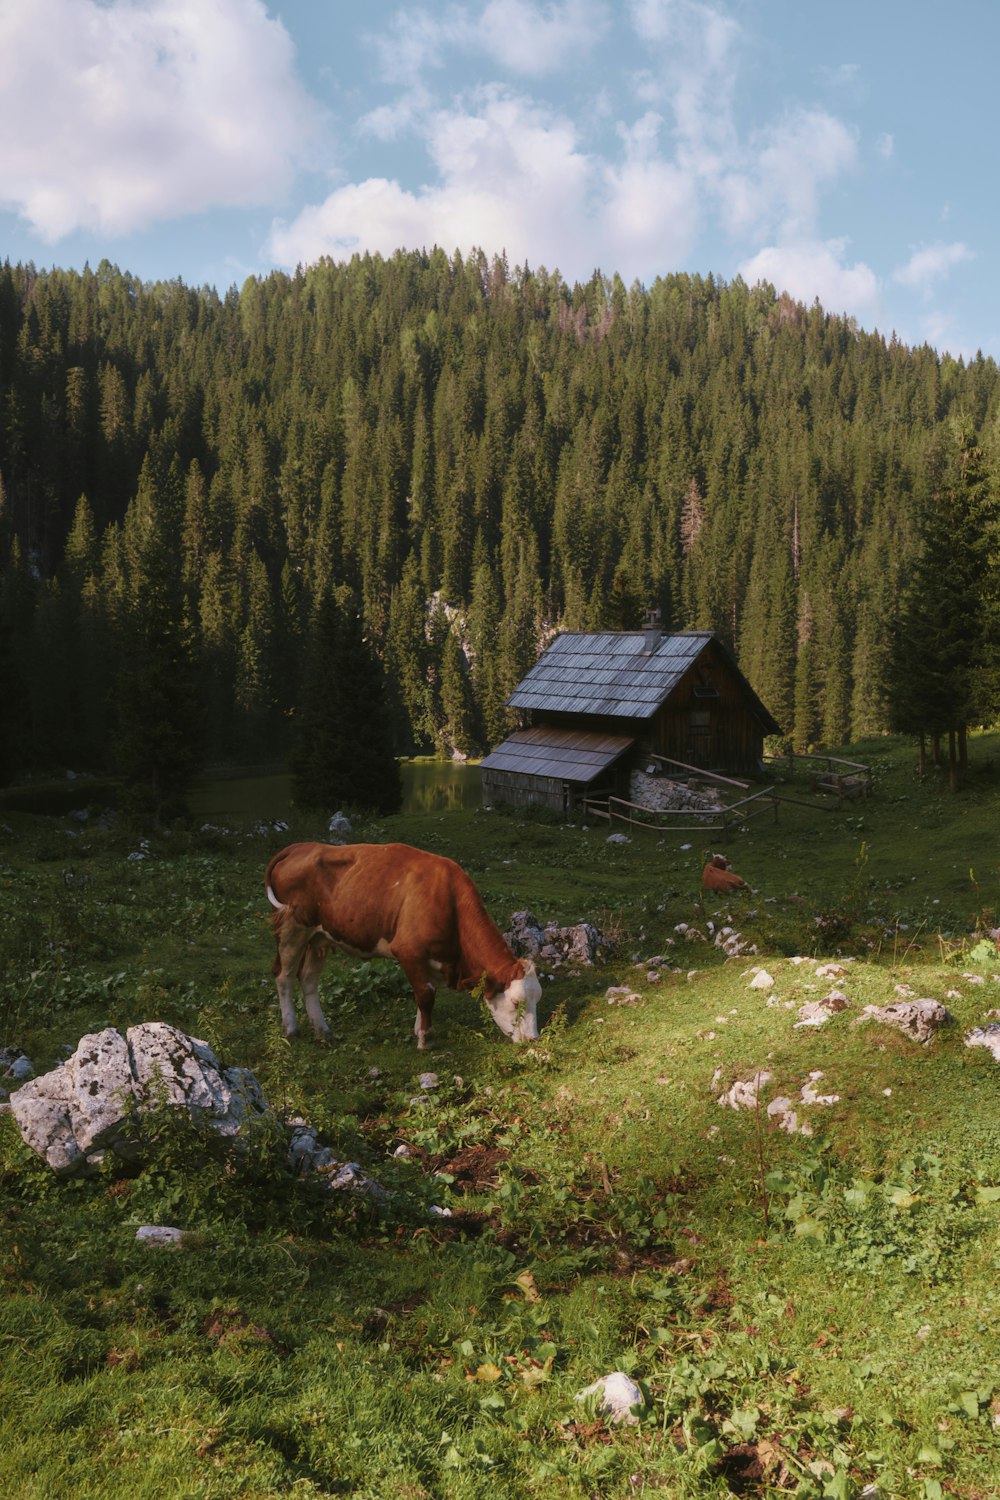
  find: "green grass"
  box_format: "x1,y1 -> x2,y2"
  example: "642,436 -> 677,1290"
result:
2,735 -> 1000,1497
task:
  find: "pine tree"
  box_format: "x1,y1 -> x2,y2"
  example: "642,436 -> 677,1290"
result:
438,627 -> 477,757
112,458 -> 202,820
292,584 -> 402,814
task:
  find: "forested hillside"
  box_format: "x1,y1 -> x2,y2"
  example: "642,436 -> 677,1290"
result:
2,249 -> 999,789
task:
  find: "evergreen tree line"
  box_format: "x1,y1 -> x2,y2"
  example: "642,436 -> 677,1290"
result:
1,250 -> 999,806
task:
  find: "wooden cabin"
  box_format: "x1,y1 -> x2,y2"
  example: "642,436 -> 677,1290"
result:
480,626 -> 781,813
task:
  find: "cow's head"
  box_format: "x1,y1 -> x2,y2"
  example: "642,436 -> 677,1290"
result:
486,959 -> 541,1044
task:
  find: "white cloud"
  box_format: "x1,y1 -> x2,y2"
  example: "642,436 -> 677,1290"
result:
753,109 -> 858,236
892,241 -> 973,293
271,87 -> 701,282
478,0 -> 610,76
0,0 -> 321,239
626,0 -> 740,150
738,239 -> 880,324
271,90 -> 600,274
365,8 -> 465,87
877,132 -> 894,160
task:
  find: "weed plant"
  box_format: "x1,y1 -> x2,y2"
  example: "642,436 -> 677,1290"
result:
2,734 -> 1000,1496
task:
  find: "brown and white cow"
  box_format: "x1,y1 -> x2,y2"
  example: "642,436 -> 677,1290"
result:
702,853 -> 749,895
264,842 -> 541,1049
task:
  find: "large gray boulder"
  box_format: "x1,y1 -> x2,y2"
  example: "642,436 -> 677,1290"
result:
10,1022 -> 269,1175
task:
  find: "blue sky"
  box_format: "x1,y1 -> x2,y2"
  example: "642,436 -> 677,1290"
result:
1,0 -> 996,360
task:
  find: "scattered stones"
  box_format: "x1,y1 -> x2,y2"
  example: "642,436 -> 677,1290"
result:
816,962 -> 849,978
606,833 -> 631,845
800,1071 -> 840,1106
749,969 -> 775,991
965,1024 -> 1000,1062
714,926 -> 756,958
506,910 -> 605,967
858,998 -> 954,1044
418,1072 -> 439,1091
605,986 -> 642,1005
576,1372 -> 645,1425
718,1072 -> 772,1110
767,1097 -> 809,1135
287,1118 -> 385,1198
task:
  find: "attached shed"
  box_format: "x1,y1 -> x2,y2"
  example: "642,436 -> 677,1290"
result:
481,626 -> 780,811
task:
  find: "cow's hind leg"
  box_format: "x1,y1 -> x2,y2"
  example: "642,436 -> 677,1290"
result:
272,911 -> 312,1038
299,936 -> 331,1040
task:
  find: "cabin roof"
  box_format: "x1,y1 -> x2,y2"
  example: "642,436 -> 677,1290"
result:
506,630 -> 779,730
479,726 -> 635,784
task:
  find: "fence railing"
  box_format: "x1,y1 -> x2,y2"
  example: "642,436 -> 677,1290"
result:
581,785 -> 779,841
762,749 -> 872,802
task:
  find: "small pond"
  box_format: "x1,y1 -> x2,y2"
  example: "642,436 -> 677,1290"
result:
186,760 -> 483,822
1,761 -> 483,821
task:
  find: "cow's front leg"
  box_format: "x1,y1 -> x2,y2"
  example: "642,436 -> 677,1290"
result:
299,936 -> 331,1040
394,952 -> 437,1048
413,983 -> 436,1050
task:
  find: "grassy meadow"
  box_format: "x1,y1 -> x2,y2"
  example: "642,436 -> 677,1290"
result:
2,736 -> 1000,1498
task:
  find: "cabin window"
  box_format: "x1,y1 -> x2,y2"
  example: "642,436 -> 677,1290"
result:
690,709 -> 711,737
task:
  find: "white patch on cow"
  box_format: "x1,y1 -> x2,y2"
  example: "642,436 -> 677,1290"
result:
487,961 -> 541,1043
429,959 -> 444,973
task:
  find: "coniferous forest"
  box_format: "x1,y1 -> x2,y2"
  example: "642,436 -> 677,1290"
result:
1,249 -> 999,812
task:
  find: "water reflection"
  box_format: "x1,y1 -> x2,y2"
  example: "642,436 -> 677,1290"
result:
402,761 -> 481,814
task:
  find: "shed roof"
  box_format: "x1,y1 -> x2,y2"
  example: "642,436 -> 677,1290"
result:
479,726 -> 635,784
506,629 -> 781,731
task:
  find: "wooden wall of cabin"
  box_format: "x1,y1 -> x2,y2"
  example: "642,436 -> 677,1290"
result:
652,644 -> 765,773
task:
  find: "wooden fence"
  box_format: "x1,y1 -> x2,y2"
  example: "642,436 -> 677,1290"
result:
581,785 -> 779,840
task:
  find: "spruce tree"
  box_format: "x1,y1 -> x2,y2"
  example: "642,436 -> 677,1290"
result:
112,458 -> 202,820
292,584 -> 402,814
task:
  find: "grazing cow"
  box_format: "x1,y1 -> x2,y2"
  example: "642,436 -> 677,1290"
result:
702,853 -> 749,895
265,842 -> 541,1049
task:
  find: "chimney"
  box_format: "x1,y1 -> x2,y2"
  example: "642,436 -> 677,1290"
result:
641,607 -> 662,655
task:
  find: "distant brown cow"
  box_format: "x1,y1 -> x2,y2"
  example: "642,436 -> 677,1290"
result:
265,842 -> 541,1049
702,854 -> 749,895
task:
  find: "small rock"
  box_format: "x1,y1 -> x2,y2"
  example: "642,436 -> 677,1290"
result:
965,1023 -> 1000,1062
606,833 -> 631,845
859,998 -> 954,1043
135,1226 -> 187,1248
749,969 -> 774,991
576,1372 -> 644,1425
418,1072 -> 439,1091
328,811 -> 353,840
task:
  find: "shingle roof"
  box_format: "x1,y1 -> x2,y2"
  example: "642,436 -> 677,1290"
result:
507,630 -> 715,718
479,727 -> 635,783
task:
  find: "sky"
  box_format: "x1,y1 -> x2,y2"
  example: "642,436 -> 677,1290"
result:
1,0 -> 997,361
